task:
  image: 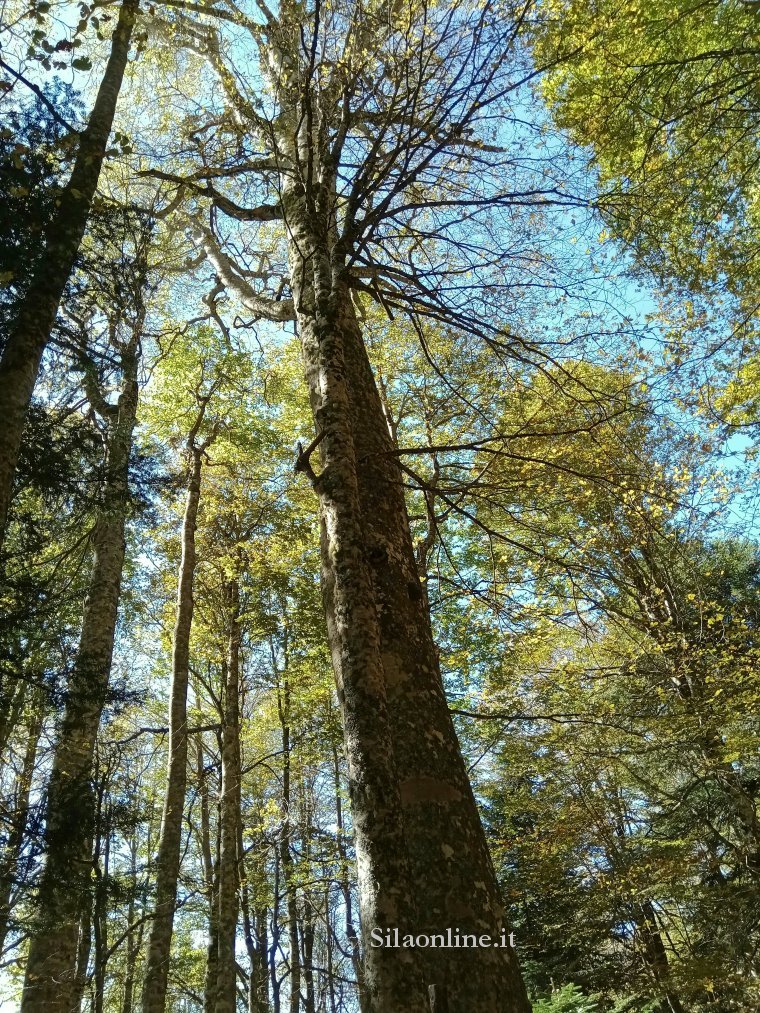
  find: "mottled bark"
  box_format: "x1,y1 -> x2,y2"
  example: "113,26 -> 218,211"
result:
141,439 -> 205,1013
21,332 -> 140,1013
286,180 -> 529,1012
0,689 -> 44,956
216,578 -> 242,1013
285,181 -> 429,1013
0,0 -> 139,550
340,279 -> 530,1013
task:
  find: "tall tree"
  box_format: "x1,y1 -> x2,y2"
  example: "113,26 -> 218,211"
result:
141,379 -> 216,1013
21,226 -> 148,1012
137,0 -> 571,1004
0,0 -> 139,549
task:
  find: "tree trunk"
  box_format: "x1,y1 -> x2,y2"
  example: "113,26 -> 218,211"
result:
216,576 -> 243,1013
239,818 -> 269,1013
198,736 -> 219,1013
285,181 -> 430,1013
0,688 -> 44,956
121,835 -> 142,1013
93,802 -> 110,1013
141,440 -> 205,1013
21,333 -> 140,1013
0,678 -> 28,763
340,280 -> 530,1013
285,180 -> 529,1012
270,853 -> 282,1013
71,896 -> 93,1013
0,0 -> 139,549
331,742 -> 366,1009
635,900 -> 685,1013
276,662 -> 301,1013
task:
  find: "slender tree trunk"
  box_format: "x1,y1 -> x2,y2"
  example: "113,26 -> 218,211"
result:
121,836 -> 141,1013
0,0 -> 139,549
198,736 -> 219,1013
636,900 -> 685,1013
285,181 -> 429,1013
276,665 -> 301,1013
286,181 -> 529,1012
71,896 -> 93,1012
270,853 -> 282,1013
216,576 -> 243,1013
0,678 -> 28,762
331,742 -> 366,1009
93,805 -> 111,1013
0,688 -> 44,956
300,895 -> 315,1013
21,333 -> 141,1013
239,820 -> 269,1013
142,438 -> 205,1013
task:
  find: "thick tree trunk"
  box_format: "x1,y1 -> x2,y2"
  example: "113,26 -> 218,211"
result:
286,181 -> 529,1012
340,281 -> 530,1013
216,576 -> 243,1013
0,689 -> 44,956
141,442 -> 204,1013
0,0 -> 139,550
285,181 -> 430,1013
21,335 -> 140,1013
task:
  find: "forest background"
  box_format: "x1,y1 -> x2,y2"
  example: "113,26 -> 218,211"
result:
1,0 -> 759,1011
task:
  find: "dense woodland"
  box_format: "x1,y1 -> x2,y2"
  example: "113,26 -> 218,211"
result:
1,0 -> 759,1010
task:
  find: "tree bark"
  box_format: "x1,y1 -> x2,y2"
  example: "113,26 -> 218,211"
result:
285,180 -> 430,1013
340,280 -> 530,1013
286,179 -> 530,1012
216,575 -> 243,1013
21,330 -> 141,1013
0,0 -> 139,550
0,688 -> 44,957
276,659 -> 301,1013
198,736 -> 219,1013
331,742 -> 367,1010
141,434 -> 206,1013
